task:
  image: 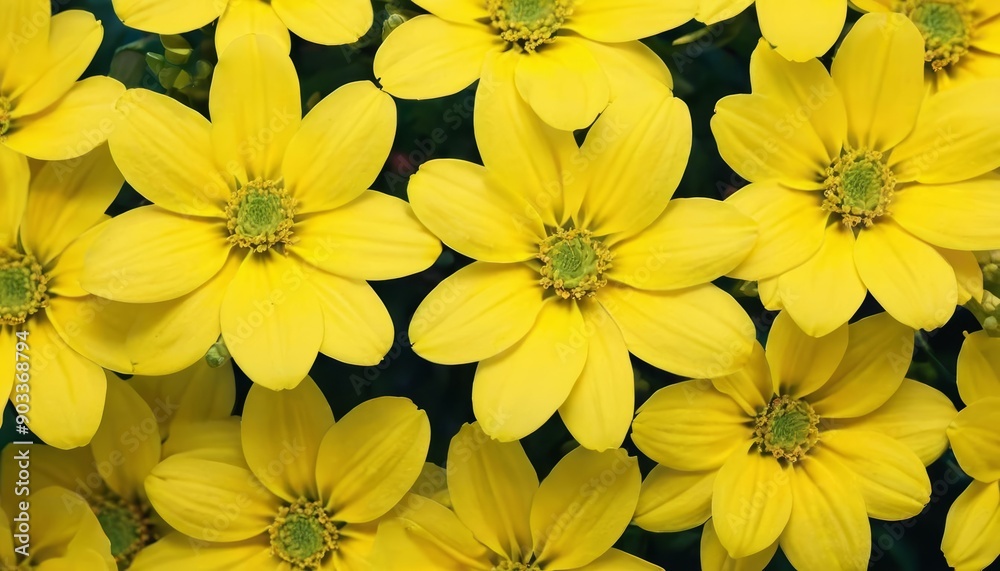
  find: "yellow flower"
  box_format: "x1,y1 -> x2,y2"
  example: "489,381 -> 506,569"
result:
133,377 -> 431,570
0,0 -> 124,160
111,0 -> 372,54
81,34 -> 441,390
0,486 -> 115,570
0,360 -> 235,568
631,311 -> 958,571
854,0 -> 1000,91
942,330 -> 1000,569
1,144 -> 138,449
374,0 -> 694,130
372,422 -> 658,571
407,72 -> 757,450
714,12 -> 1000,336
695,0 -> 847,62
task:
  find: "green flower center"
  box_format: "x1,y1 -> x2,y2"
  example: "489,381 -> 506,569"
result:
487,0 -> 574,52
225,178 -> 296,252
538,228 -> 612,300
822,148 -> 896,228
93,496 -> 153,568
900,0 -> 972,71
0,96 -> 11,137
493,562 -> 542,571
269,500 -> 339,569
0,250 -> 48,326
753,396 -> 820,462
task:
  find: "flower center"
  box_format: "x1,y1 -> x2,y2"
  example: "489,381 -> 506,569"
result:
822,148 -> 896,228
493,562 -> 542,571
269,500 -> 340,569
0,96 -> 11,138
900,0 -> 972,71
225,178 -> 296,252
93,496 -> 153,568
0,250 -> 49,326
487,0 -> 574,52
753,396 -> 820,462
538,228 -> 612,300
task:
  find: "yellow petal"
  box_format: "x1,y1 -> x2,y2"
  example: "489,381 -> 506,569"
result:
129,533 -> 273,571
712,342 -> 773,416
272,0 -> 372,45
942,480 -> 1000,571
724,182 -> 829,281
633,465 -> 716,532
891,179 -> 1000,251
3,76 -> 124,161
46,217 -> 107,297
407,159 -> 546,263
91,374 -> 162,501
289,190 -> 441,280
20,144 -> 122,264
632,380 -> 752,471
773,221 -> 866,338
282,83 -> 393,216
242,376 -> 333,502
108,89 -> 231,216
447,422 -> 537,561
579,89 -> 691,236
405,463 -> 450,506
216,0 -> 290,55
835,379 -> 957,466
411,0 -> 488,22
937,247 -> 984,305
890,80 -> 1000,184
25,487 -> 115,570
957,330 -> 1000,404
948,398 -> 1000,482
609,198 -> 757,290
0,146 -> 28,244
409,262 -> 544,365
756,0 -> 846,61
307,270 -> 393,366
473,298 -> 587,441
602,283 -> 754,378
574,38 -> 673,98
574,548 -> 663,571
211,33 -> 300,181
531,448 -> 641,569
807,312 -> 914,417
701,518 -> 777,571
0,444 -> 92,517
712,451 -> 792,558
513,40 -> 610,131
161,418 -> 244,466
145,455 -> 281,542
830,12 -> 925,151
82,206 -> 232,303
854,221 -> 957,331
765,310 -> 848,397
565,0 -> 697,42
557,301 -> 633,451
112,0 -> 223,34
129,358 -> 237,440
779,452 -> 870,571
45,294 -> 134,373
0,0 -> 50,93
374,16 -> 501,99
220,252 -> 323,390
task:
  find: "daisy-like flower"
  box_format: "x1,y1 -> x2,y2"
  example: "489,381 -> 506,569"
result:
111,0 -> 372,54
854,0 -> 1000,91
0,0 -> 124,160
372,422 -> 658,571
715,12 -> 1000,336
0,487 -> 115,570
631,311 -> 958,571
1,144 -> 137,449
407,62 -> 757,450
0,360 -> 235,569
374,0 -> 695,130
942,330 -> 1000,569
132,377 -> 431,570
82,34 -> 441,390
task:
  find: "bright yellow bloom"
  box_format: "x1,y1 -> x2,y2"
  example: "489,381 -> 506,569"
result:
0,360 -> 235,568
0,0 -> 124,160
374,0 -> 695,130
407,73 -> 756,450
0,145 -> 139,449
372,422 -> 658,571
855,0 -> 1000,91
133,377 -> 431,570
714,12 -> 1000,336
696,0 -> 846,61
943,330 -> 1000,569
631,311 -> 957,571
0,486 -> 115,570
112,0 -> 372,54
82,34 -> 441,390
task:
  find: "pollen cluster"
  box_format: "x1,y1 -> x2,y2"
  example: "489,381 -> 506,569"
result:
0,250 -> 49,326
92,494 -> 154,569
0,96 -> 11,138
225,178 -> 297,252
269,499 -> 340,569
899,0 -> 973,71
753,396 -> 821,462
538,228 -> 612,300
487,0 -> 574,52
822,148 -> 896,228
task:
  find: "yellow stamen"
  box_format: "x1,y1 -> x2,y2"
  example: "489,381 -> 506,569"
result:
487,0 -> 575,52
753,396 -> 820,462
0,250 -> 49,326
269,499 -> 340,569
899,0 -> 973,71
225,178 -> 296,252
538,228 -> 612,300
822,148 -> 896,228
92,494 -> 154,568
0,96 -> 11,138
